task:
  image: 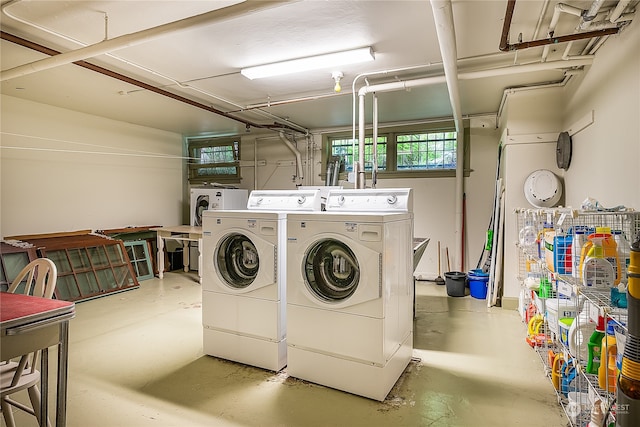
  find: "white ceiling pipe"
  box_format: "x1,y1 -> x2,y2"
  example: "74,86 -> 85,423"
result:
372,92 -> 378,188
357,57 -> 593,97
0,0 -> 288,82
430,0 -> 465,272
579,0 -> 606,30
611,0 -> 632,22
278,132 -> 303,180
357,93 -> 366,189
542,3 -> 584,62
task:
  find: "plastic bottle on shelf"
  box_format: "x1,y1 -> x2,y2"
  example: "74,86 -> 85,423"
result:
587,399 -> 604,427
587,315 -> 606,374
582,229 -> 618,288
613,229 -> 631,281
599,320 -> 618,393
569,309 -> 596,362
572,226 -> 590,278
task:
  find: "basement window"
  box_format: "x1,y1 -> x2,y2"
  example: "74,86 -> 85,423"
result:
187,136 -> 241,184
324,122 -> 469,180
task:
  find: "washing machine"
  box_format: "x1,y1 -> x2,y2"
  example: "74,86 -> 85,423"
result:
286,188 -> 414,401
190,187 -> 248,227
201,189 -> 321,371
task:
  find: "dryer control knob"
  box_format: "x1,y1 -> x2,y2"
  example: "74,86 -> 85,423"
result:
338,195 -> 345,205
297,196 -> 307,204
256,197 -> 263,205
387,195 -> 397,205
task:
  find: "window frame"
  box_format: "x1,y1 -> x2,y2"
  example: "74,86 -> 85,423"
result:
322,121 -> 471,181
186,135 -> 242,185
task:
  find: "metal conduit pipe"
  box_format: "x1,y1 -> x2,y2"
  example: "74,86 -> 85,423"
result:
278,132 -> 304,180
430,0 -> 465,272
0,31 -> 300,132
499,0 -> 620,52
0,0 -> 289,82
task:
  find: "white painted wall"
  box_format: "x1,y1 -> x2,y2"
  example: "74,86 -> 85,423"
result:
499,17 -> 640,307
1,95 -> 184,238
563,17 -> 640,209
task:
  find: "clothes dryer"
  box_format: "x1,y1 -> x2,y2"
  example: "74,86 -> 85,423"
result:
190,187 -> 248,227
202,189 -> 321,371
286,188 -> 413,400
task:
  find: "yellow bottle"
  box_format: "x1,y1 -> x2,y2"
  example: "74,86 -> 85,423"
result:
579,227 -> 621,286
598,320 -> 617,393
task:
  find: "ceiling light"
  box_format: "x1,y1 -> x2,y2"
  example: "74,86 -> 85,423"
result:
241,47 -> 374,80
332,71 -> 344,93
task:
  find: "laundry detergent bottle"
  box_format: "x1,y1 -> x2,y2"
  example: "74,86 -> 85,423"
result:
598,319 -> 618,393
581,228 -> 619,288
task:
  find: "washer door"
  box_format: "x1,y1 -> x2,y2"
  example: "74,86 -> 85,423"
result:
301,237 -> 381,307
194,195 -> 210,226
214,232 -> 275,292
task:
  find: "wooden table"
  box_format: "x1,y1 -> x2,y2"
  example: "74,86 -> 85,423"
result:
1,292 -> 75,427
151,226 -> 203,283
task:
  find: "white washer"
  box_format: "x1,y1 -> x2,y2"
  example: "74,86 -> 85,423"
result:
190,187 -> 248,227
201,189 -> 321,371
286,188 -> 413,401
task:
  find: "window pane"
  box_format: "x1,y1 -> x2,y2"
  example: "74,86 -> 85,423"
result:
396,131 -> 457,170
2,253 -> 30,282
106,245 -> 123,264
47,250 -> 72,273
96,268 -> 117,290
57,275 -> 81,300
77,271 -> 100,294
330,137 -> 387,172
88,246 -> 110,267
68,248 -> 91,270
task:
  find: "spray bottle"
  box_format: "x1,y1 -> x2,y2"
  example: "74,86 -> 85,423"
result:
617,233 -> 640,426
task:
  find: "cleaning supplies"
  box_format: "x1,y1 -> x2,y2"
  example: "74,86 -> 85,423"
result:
569,309 -> 596,362
587,399 -> 604,427
581,227 -> 619,288
613,229 -> 631,282
598,319 -> 618,393
587,315 -> 606,374
572,226 -> 591,278
581,227 -> 620,289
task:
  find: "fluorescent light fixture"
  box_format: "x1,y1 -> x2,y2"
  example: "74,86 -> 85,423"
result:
241,47 -> 375,79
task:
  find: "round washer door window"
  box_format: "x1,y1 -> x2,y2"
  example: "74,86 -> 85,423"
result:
303,239 -> 360,302
215,233 -> 259,289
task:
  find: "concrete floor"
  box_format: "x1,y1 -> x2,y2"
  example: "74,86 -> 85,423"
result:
3,272 -> 568,427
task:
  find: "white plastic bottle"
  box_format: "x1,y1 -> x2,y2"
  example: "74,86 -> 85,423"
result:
572,226 -> 589,279
613,229 -> 631,281
568,309 -> 595,362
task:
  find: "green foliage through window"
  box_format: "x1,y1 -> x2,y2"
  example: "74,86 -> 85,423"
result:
187,136 -> 241,184
329,137 -> 387,172
396,132 -> 457,170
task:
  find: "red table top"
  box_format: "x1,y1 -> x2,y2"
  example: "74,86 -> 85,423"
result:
0,292 -> 75,326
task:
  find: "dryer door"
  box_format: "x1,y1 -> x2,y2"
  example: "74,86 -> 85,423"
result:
302,237 -> 380,308
193,195 -> 210,226
214,232 -> 275,293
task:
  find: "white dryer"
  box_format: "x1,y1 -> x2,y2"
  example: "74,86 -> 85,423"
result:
190,187 -> 248,227
286,188 -> 414,401
201,189 -> 321,371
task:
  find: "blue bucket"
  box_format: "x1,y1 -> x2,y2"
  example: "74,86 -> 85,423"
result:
468,269 -> 489,299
